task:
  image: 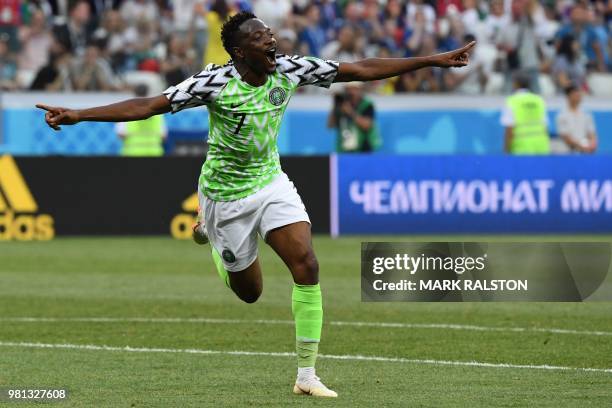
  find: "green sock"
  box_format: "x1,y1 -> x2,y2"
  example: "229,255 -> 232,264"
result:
292,283 -> 323,368
211,247 -> 230,288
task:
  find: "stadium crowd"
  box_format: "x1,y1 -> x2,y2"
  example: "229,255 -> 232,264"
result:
0,0 -> 610,94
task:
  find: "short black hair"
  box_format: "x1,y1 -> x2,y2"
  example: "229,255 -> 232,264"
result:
221,11 -> 257,58
564,84 -> 579,95
513,71 -> 532,90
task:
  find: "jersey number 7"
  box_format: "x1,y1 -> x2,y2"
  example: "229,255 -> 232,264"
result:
233,113 -> 247,134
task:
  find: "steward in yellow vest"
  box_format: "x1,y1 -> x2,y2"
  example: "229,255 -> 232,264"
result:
117,115 -> 167,156
500,75 -> 550,154
116,84 -> 167,156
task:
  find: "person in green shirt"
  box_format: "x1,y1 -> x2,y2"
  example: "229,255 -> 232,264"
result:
327,82 -> 381,152
500,72 -> 551,154
116,85 -> 167,156
36,11 -> 474,398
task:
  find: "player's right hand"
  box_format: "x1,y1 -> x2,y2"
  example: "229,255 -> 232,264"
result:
35,104 -> 80,131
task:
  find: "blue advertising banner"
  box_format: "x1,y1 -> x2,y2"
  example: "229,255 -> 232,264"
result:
333,155 -> 612,234
3,106 -> 612,155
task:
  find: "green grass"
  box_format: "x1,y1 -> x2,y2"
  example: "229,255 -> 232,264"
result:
1,237 -> 611,407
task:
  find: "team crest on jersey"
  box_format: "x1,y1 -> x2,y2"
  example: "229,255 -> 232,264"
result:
222,249 -> 236,263
269,87 -> 287,106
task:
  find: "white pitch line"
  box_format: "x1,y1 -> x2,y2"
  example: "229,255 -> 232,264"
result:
1,317 -> 611,337
0,341 -> 610,374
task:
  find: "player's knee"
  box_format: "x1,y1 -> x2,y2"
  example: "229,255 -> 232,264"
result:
240,292 -> 261,303
236,286 -> 262,303
234,284 -> 262,304
292,250 -> 319,285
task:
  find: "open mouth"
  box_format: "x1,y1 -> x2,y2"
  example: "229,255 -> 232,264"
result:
264,48 -> 276,66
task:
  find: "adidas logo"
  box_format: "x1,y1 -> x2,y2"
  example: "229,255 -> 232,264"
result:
0,155 -> 54,240
170,192 -> 198,239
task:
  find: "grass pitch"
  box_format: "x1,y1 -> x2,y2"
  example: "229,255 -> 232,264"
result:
1,236 -> 611,407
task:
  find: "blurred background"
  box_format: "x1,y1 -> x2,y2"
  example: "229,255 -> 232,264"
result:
0,0 -> 610,95
0,0 -> 611,155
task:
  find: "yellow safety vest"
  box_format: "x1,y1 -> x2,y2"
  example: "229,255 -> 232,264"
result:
121,116 -> 165,157
506,92 -> 550,154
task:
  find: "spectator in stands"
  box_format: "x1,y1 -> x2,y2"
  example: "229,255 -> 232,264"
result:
436,0 -> 463,18
436,11 -> 465,53
586,6 -> 611,71
201,0 -> 233,66
360,0 -> 385,57
92,10 -> 135,73
379,0 -> 405,54
405,0 -> 436,34
30,38 -> 73,91
277,28 -> 297,56
253,0 -> 292,32
17,8 -> 52,87
534,2 -> 560,64
120,0 -> 159,28
552,34 -> 587,91
0,34 -> 17,89
53,0 -> 94,56
338,1 -> 367,32
321,24 -> 363,62
86,0 -> 120,24
500,71 -> 550,154
70,42 -> 121,91
327,82 -> 381,153
116,84 -> 167,156
555,5 -> 607,72
497,0 -> 542,93
173,0 -> 205,36
556,85 -> 597,153
405,8 -> 431,56
461,0 -> 485,41
317,0 -> 338,38
498,0 -> 542,93
5,0 -> 611,94
157,2 -> 175,40
297,4 -> 327,57
174,0 -> 207,64
484,0 -> 509,44
160,34 -> 193,86
130,19 -> 159,71
0,0 -> 21,52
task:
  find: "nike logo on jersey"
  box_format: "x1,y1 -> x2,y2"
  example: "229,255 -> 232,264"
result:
230,100 -> 248,108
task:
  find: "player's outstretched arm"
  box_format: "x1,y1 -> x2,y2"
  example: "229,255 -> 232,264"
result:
334,41 -> 475,83
36,95 -> 172,131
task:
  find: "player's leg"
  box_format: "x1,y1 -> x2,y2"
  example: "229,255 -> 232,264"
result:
208,231 -> 263,303
192,192 -> 230,287
226,258 -> 263,304
266,222 -> 336,398
259,174 -> 336,398
203,192 -> 263,303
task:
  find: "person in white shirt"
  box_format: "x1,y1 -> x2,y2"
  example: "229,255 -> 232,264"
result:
555,85 -> 597,154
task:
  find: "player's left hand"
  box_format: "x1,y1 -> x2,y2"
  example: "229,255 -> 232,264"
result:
432,41 -> 476,68
36,104 -> 80,131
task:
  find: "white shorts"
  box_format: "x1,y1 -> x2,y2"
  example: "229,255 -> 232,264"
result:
200,173 -> 310,272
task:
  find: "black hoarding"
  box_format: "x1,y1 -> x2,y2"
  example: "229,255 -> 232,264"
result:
3,156 -> 330,239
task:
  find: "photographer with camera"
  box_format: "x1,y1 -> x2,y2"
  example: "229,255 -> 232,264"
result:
327,82 -> 381,153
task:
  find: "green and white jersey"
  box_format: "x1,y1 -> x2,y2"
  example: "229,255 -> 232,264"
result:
164,55 -> 339,201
